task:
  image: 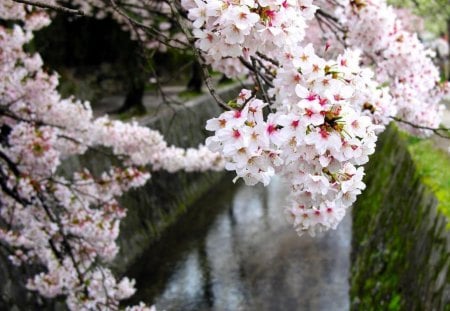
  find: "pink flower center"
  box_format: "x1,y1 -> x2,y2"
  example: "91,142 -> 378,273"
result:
307,93 -> 317,101
319,128 -> 329,138
265,9 -> 276,20
267,124 -> 277,135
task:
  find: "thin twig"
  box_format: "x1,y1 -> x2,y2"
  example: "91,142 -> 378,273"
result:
316,9 -> 339,24
12,0 -> 85,15
390,116 -> 450,139
251,56 -> 272,105
315,14 -> 347,48
110,0 -> 189,49
167,0 -> 231,111
254,58 -> 276,83
256,52 -> 279,67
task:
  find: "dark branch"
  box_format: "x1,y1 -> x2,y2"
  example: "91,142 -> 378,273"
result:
167,0 -> 232,111
390,116 -> 450,139
316,9 -> 339,23
251,56 -> 273,105
109,0 -> 189,49
12,0 -> 85,15
256,52 -> 279,67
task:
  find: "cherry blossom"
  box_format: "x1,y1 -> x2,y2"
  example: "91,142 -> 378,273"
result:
207,47 -> 382,235
1,0 -> 449,309
0,2 -> 223,310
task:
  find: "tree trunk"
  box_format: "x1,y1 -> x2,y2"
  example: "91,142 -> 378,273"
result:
186,61 -> 203,93
114,82 -> 145,114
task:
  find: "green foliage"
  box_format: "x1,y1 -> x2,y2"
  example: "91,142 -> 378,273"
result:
403,134 -> 450,228
387,0 -> 449,34
388,294 -> 402,310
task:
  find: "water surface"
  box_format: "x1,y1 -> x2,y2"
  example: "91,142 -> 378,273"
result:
127,178 -> 351,311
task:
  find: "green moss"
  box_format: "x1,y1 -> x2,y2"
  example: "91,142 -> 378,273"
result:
350,125 -> 450,310
178,89 -> 203,100
117,105 -> 147,120
388,293 -> 401,311
401,133 -> 450,228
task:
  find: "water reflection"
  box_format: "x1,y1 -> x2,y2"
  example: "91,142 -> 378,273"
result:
127,178 -> 351,311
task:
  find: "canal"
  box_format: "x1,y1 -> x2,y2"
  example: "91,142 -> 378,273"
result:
126,177 -> 351,311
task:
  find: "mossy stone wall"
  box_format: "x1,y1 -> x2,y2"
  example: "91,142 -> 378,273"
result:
351,125 -> 450,310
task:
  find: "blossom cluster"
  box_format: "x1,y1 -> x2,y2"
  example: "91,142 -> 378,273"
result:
0,3 -> 223,310
200,0 -> 447,236
2,0 -> 450,309
0,0 -> 51,31
207,48 -> 384,235
334,0 -> 448,135
183,0 -> 318,76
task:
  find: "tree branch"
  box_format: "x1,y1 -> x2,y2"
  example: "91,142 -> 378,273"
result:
251,56 -> 273,106
109,0 -> 189,49
390,116 -> 450,139
12,0 -> 85,15
167,0 -> 232,111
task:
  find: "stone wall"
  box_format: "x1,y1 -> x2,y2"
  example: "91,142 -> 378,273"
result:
350,125 -> 450,310
112,85 -> 240,273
